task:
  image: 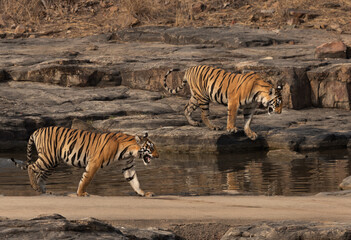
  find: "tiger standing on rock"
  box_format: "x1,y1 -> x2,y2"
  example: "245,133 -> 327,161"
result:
163,65 -> 283,140
11,126 -> 158,197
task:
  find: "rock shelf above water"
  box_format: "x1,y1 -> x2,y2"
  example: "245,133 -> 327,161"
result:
0,26 -> 350,153
1,81 -> 349,153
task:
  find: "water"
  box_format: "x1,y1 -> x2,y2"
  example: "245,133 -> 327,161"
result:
0,149 -> 350,196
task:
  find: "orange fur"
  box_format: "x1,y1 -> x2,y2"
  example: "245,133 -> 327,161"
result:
14,126 -> 158,196
164,65 -> 282,139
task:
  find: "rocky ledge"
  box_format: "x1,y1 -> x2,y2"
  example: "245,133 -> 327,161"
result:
0,25 -> 350,153
1,81 -> 350,153
220,221 -> 351,240
0,25 -> 351,110
2,214 -> 351,240
0,214 -> 178,240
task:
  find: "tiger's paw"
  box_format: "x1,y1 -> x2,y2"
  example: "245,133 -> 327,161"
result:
189,121 -> 201,127
246,131 -> 258,140
77,192 -> 90,197
227,127 -> 238,133
249,133 -> 258,140
144,192 -> 155,197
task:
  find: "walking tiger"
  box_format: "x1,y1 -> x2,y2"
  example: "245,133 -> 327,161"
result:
11,126 -> 158,197
163,65 -> 282,140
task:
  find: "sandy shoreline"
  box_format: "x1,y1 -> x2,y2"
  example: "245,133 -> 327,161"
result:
1,194 -> 351,223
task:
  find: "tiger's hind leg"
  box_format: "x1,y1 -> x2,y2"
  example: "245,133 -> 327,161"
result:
77,161 -> 100,197
184,96 -> 201,127
27,160 -> 54,194
243,107 -> 257,140
200,103 -> 223,131
28,164 -> 42,192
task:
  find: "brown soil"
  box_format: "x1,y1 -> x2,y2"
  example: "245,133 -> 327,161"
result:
0,0 -> 350,39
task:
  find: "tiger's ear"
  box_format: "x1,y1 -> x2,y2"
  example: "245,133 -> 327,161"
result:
135,132 -> 148,144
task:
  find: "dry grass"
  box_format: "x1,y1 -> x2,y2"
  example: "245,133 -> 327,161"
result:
249,0 -> 351,27
0,0 -> 350,37
0,0 -> 86,25
118,0 -> 193,26
0,0 -> 46,24
119,0 -> 170,22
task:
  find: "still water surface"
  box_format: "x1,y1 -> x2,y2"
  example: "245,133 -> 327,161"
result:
0,150 -> 350,196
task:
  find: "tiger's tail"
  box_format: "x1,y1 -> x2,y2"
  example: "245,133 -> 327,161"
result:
11,133 -> 35,170
163,68 -> 187,94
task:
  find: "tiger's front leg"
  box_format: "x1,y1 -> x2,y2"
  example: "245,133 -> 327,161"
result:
123,165 -> 153,197
77,162 -> 99,197
243,107 -> 258,140
227,99 -> 239,133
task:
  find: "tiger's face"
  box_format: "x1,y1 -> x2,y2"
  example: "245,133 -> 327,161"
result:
136,134 -> 159,165
267,86 -> 283,115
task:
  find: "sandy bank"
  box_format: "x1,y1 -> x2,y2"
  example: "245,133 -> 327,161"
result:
1,194 -> 351,223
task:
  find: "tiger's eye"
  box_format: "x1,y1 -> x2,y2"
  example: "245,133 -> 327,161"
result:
148,142 -> 154,151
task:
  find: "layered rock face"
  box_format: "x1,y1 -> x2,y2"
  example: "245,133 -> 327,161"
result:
1,26 -> 350,110
0,81 -> 350,153
0,26 -> 350,152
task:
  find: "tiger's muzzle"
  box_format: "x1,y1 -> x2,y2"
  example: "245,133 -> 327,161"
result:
139,150 -> 158,165
268,106 -> 274,114
143,152 -> 152,165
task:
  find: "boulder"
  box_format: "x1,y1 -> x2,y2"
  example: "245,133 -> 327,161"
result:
315,41 -> 347,59
0,214 -> 178,240
307,63 -> 351,109
116,12 -> 140,29
339,176 -> 351,190
221,221 -> 351,240
71,118 -> 100,132
14,24 -> 26,34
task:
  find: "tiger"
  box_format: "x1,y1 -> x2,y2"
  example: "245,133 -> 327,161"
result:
163,65 -> 282,140
11,126 -> 159,197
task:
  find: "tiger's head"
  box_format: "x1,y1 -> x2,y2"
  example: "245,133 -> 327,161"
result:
267,85 -> 283,115
135,133 -> 159,165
